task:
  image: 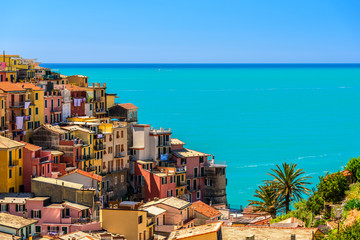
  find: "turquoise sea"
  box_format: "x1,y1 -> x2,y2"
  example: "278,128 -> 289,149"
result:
43,63 -> 360,208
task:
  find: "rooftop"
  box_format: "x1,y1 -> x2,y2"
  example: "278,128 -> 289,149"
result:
171,138 -> 185,145
15,82 -> 43,91
0,232 -> 21,240
168,222 -> 223,240
0,212 -> 38,229
192,201 -> 222,219
144,197 -> 191,210
0,82 -> 27,92
61,125 -> 95,133
32,177 -> 84,190
0,136 -> 25,150
41,124 -> 69,134
222,226 -> 322,240
20,141 -> 41,152
64,201 -> 89,211
117,103 -> 138,109
172,148 -> 210,158
144,206 -> 167,216
65,84 -> 88,92
42,149 -> 64,156
60,169 -> 102,182
0,197 -> 29,204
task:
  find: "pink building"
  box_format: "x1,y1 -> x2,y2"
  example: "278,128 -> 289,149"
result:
44,91 -> 62,124
20,142 -> 52,192
25,197 -> 101,236
135,162 -> 176,201
171,139 -> 210,202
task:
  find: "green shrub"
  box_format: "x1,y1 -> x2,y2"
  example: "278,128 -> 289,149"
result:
317,172 -> 349,203
345,157 -> 360,181
344,199 -> 360,212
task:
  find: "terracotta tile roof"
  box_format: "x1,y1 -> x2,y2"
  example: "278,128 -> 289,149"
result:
192,201 -> 222,219
19,141 -> 41,152
60,169 -> 102,181
0,82 -> 26,92
15,83 -> 43,91
118,103 -> 138,109
65,84 -> 88,92
0,136 -> 25,150
42,124 -> 69,134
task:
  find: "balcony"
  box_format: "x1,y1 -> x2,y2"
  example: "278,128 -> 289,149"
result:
50,106 -> 62,113
176,166 -> 186,173
9,160 -> 19,167
114,152 -> 126,158
95,108 -> 106,114
9,101 -> 25,108
176,181 -> 187,187
39,156 -> 52,164
94,145 -> 105,151
71,216 -> 100,224
76,154 -> 95,162
189,185 -> 201,191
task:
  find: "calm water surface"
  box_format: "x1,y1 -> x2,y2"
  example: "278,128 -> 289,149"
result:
43,63 -> 360,208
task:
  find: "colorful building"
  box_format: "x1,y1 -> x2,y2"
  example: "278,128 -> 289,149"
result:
0,82 -> 29,141
91,83 -> 107,118
20,141 -> 52,192
168,222 -> 223,240
0,136 -> 25,192
44,90 -> 62,124
0,212 -> 37,240
65,84 -> 87,117
0,93 -> 7,136
101,201 -> 155,240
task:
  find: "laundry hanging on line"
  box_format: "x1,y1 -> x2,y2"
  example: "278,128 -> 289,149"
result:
16,116 -> 24,130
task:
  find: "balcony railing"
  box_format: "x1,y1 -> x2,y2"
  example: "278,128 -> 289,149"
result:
94,145 -> 105,151
114,152 -> 126,158
176,166 -> 186,173
71,216 -> 100,224
9,160 -> 19,167
50,106 -> 62,112
9,101 -> 25,108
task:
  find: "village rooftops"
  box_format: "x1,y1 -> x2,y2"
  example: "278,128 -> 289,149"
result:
192,201 -> 222,219
59,169 -> 102,182
15,82 -> 43,91
0,136 -> 25,150
0,82 -> 27,92
64,201 -> 89,211
26,197 -> 50,202
32,177 -> 84,190
59,231 -> 100,240
0,197 -> 29,204
0,232 -> 21,240
41,124 -> 69,134
42,149 -> 64,156
61,125 -> 95,133
65,84 -> 88,92
144,197 -> 192,210
20,141 -> 41,152
171,138 -> 185,145
172,148 -> 210,158
169,222 -> 223,240
0,212 -> 38,230
144,206 -> 167,216
222,226 -> 323,240
117,103 -> 138,109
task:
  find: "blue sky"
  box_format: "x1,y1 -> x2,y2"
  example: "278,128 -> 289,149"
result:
1,0 -> 360,63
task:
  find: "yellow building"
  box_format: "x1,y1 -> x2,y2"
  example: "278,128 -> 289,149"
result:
91,83 -> 107,118
67,75 -> 89,87
16,83 -> 45,141
168,222 -> 223,240
176,169 -> 187,199
0,94 -> 7,136
0,136 -> 25,193
101,201 -> 155,240
1,55 -> 36,81
106,93 -> 117,110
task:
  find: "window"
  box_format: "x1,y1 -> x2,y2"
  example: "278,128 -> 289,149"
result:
35,93 -> 38,100
200,156 -> 204,163
90,104 -> 92,110
9,169 -> 12,179
116,131 -> 120,138
58,99 -> 60,106
194,167 -> 198,177
138,215 -> 143,224
35,226 -> 41,233
196,191 -> 201,199
16,204 -> 25,212
201,167 -> 205,177
19,167 -> 22,176
181,158 -> 186,165
0,204 -> 8,212
45,115 -> 48,123
36,108 -> 39,115
19,149 -> 22,159
47,164 -> 50,173
45,100 -> 47,108
32,210 -> 42,218
29,108 -> 32,115
121,131 -> 124,138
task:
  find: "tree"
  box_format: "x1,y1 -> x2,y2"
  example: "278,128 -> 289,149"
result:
267,162 -> 312,214
317,172 -> 349,203
248,183 -> 285,218
345,156 -> 360,181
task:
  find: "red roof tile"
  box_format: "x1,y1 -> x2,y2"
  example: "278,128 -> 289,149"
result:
19,141 -> 41,152
192,201 -> 222,219
118,103 -> 138,110
60,169 -> 102,181
0,82 -> 26,92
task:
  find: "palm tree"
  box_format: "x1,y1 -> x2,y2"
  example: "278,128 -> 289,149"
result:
248,183 -> 285,218
267,162 -> 312,214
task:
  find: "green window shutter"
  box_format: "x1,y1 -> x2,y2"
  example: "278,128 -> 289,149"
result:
39,210 -> 41,218
31,210 -> 33,218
